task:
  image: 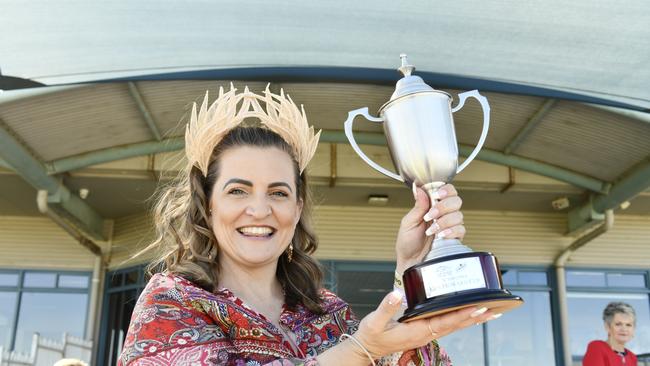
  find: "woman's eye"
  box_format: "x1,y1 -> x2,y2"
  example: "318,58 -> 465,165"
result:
228,188 -> 246,195
271,191 -> 289,198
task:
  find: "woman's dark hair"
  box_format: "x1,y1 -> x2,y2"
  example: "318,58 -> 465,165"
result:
147,126 -> 324,314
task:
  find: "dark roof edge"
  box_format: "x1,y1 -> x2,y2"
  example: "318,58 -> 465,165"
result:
104,66 -> 650,113
4,66 -> 648,112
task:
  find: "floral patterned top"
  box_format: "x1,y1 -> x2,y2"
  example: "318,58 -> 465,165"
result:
118,273 -> 452,366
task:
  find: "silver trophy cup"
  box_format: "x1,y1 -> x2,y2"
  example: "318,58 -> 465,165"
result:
344,54 -> 522,322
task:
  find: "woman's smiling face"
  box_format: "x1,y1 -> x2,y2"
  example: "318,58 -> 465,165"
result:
606,313 -> 635,346
209,146 -> 302,269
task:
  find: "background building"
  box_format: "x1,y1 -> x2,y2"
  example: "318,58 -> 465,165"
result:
1,1 -> 649,365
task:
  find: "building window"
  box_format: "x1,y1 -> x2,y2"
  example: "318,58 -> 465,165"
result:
567,269 -> 650,361
0,291 -> 18,350
14,292 -> 88,352
0,269 -> 90,353
440,268 -> 557,366
98,266 -> 147,366
326,262 -> 557,366
439,322 -> 484,365
330,261 -> 394,318
487,290 -> 555,366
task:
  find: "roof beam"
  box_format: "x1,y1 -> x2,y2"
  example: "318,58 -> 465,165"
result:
458,145 -> 608,194
592,157 -> 650,212
0,118 -> 106,240
568,157 -> 650,236
127,82 -> 162,141
504,99 -> 556,155
46,138 -> 184,174
44,131 -> 609,193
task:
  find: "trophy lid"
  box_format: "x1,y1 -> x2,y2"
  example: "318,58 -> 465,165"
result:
390,54 -> 437,99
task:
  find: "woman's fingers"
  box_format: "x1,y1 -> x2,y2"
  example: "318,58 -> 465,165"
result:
420,306 -> 501,340
439,184 -> 458,198
425,210 -> 466,239
402,184 -> 432,228
454,309 -> 500,331
355,291 -> 406,357
364,291 -> 404,333
424,196 -> 462,221
422,306 -> 476,338
436,211 -> 464,229
438,225 -> 466,240
357,301 -> 502,358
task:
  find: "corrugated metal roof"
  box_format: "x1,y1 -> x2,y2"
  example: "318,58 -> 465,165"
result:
517,102 -> 650,181
0,84 -> 153,160
3,81 -> 647,186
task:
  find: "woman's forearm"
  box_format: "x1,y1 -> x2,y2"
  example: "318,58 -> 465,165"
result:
316,338 -> 374,366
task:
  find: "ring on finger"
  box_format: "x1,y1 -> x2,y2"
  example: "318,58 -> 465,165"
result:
427,320 -> 439,338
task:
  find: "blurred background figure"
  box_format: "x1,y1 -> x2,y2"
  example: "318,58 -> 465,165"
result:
53,358 -> 89,366
583,302 -> 637,366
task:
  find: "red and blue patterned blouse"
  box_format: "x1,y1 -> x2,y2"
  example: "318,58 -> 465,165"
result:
119,273 -> 452,365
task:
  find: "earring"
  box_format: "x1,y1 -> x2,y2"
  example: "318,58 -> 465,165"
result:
286,244 -> 293,263
208,244 -> 217,261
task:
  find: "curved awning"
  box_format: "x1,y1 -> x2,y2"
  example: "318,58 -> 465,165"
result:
0,79 -> 648,240
1,0 -> 649,110
0,1 -> 648,241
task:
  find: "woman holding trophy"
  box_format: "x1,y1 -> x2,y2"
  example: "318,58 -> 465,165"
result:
117,84 -> 497,366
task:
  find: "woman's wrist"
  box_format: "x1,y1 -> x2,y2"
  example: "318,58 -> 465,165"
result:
317,335 -> 374,365
340,334 -> 376,365
392,270 -> 408,310
395,259 -> 418,280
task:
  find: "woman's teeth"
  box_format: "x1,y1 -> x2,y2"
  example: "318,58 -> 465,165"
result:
238,227 -> 274,236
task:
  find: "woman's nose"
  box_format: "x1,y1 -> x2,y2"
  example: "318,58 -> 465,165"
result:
245,197 -> 272,217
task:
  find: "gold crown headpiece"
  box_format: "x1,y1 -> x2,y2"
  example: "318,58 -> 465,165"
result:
185,84 -> 321,176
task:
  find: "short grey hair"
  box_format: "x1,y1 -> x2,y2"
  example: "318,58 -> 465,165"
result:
603,302 -> 636,325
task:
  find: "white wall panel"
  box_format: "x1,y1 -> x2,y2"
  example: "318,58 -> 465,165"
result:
567,215 -> 650,268
109,213 -> 155,269
105,208 -> 650,269
0,216 -> 95,270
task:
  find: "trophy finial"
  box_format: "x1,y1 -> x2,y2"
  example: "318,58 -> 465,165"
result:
398,54 -> 415,77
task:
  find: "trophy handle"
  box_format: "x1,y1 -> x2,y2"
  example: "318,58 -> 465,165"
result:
452,90 -> 490,174
344,107 -> 404,182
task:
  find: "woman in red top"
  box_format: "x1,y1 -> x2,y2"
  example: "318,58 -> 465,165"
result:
583,302 -> 637,366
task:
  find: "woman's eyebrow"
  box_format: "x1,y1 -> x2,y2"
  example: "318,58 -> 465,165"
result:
269,182 -> 293,193
222,178 -> 253,190
222,179 -> 292,193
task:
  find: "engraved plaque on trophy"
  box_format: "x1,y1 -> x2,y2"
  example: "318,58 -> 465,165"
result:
344,54 -> 523,322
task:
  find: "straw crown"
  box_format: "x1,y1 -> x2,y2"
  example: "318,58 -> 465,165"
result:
184,84 -> 321,175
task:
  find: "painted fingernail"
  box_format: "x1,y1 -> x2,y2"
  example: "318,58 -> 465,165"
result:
387,291 -> 403,305
425,223 -> 440,237
412,182 -> 418,200
423,209 -> 438,222
470,307 -> 488,318
438,189 -> 448,198
437,229 -> 452,239
490,313 -> 503,320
